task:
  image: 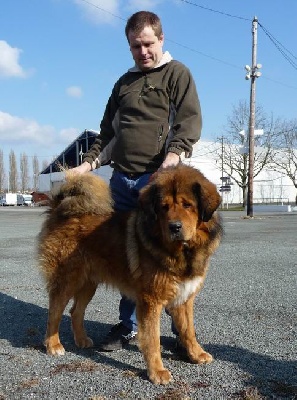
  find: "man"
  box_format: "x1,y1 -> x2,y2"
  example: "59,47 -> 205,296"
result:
72,11 -> 202,351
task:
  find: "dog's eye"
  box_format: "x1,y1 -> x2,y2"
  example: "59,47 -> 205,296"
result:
161,204 -> 169,212
182,201 -> 192,209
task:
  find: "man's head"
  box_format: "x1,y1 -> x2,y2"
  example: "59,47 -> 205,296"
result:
125,11 -> 164,71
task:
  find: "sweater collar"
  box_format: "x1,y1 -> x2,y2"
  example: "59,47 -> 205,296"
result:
128,51 -> 173,73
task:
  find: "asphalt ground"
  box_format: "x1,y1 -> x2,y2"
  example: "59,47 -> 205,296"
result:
0,206 -> 296,399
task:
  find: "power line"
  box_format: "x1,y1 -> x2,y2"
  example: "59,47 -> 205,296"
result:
178,0 -> 251,21
166,39 -> 242,70
75,0 -> 297,89
259,22 -> 297,61
261,75 -> 297,90
175,1 -> 297,77
77,0 -> 126,21
258,22 -> 297,71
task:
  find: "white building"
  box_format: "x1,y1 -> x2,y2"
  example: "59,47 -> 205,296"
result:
38,132 -> 296,206
182,140 -> 296,205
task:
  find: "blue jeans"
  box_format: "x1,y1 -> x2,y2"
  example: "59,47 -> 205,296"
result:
110,170 -> 152,212
110,171 -> 152,332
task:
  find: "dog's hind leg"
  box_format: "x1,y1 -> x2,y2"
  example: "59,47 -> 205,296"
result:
169,294 -> 213,364
70,281 -> 97,349
137,300 -> 172,385
45,290 -> 71,356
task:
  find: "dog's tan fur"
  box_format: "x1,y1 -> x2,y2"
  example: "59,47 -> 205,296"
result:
38,164 -> 222,384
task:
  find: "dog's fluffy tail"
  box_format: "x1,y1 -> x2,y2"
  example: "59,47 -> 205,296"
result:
49,172 -> 114,218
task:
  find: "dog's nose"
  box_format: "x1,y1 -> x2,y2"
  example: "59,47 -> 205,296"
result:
169,221 -> 182,234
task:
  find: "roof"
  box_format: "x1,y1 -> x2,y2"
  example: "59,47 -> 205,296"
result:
40,129 -> 99,174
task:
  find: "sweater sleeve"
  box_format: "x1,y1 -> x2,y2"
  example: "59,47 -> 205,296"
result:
83,81 -> 120,165
167,62 -> 202,157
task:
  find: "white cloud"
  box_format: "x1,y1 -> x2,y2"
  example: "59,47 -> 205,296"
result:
0,111 -> 55,144
66,86 -> 83,98
0,111 -> 81,149
74,0 -> 120,25
0,40 -> 28,78
73,0 -> 166,25
59,127 -> 80,142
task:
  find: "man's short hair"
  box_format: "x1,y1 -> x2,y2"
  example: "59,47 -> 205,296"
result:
125,11 -> 163,41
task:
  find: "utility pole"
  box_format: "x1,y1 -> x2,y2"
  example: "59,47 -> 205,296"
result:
245,16 -> 262,217
221,136 -> 224,209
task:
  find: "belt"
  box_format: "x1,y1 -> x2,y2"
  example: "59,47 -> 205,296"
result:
124,172 -> 147,179
117,171 -> 151,179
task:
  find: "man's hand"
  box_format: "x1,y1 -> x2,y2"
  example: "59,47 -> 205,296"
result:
70,161 -> 92,175
160,152 -> 180,169
149,152 -> 180,182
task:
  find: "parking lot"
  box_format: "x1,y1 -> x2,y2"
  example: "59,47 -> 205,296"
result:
0,206 -> 296,399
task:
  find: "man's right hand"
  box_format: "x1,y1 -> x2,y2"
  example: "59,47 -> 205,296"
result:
70,161 -> 92,175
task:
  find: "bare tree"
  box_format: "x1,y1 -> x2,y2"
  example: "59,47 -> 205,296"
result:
20,152 -> 29,192
0,149 -> 5,193
9,150 -> 18,192
32,155 -> 40,191
215,100 -> 276,207
271,119 -> 297,204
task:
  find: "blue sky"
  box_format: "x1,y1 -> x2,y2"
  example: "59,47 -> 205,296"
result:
0,0 -> 296,170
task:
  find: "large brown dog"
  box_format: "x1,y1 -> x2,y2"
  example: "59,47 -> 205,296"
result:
38,164 -> 222,384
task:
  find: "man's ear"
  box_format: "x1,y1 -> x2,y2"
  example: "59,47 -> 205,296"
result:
159,33 -> 164,45
192,182 -> 221,222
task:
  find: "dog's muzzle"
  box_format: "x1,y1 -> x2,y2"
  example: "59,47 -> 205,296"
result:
168,221 -> 183,240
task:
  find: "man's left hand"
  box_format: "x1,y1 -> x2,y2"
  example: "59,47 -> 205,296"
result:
160,152 -> 180,169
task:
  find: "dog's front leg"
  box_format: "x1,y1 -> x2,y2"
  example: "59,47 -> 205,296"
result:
136,300 -> 172,385
169,294 -> 213,364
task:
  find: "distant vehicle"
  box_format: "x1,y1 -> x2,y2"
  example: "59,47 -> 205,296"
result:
17,194 -> 33,206
22,194 -> 33,206
0,193 -> 18,206
17,194 -> 25,206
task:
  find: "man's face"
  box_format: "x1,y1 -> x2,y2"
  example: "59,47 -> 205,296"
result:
128,26 -> 164,71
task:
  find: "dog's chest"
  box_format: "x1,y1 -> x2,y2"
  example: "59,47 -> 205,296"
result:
170,276 -> 204,306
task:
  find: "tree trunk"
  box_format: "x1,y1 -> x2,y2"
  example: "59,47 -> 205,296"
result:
242,186 -> 247,208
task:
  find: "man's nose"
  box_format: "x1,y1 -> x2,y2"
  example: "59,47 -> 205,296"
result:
140,46 -> 148,55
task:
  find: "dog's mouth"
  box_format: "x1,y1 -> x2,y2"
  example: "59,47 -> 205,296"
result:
169,231 -> 184,241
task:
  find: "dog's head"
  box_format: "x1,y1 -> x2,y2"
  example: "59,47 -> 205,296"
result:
139,165 -> 221,243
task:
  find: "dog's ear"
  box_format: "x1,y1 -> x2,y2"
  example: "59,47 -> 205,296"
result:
138,183 -> 160,220
192,181 -> 221,222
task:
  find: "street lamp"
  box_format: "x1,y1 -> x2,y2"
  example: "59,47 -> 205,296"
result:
245,63 -> 262,80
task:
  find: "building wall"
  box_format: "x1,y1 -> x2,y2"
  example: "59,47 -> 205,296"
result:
38,140 -> 296,204
182,141 -> 296,204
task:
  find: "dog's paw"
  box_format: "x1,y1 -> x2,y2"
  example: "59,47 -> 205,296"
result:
46,343 -> 65,356
191,351 -> 213,364
149,369 -> 173,385
75,336 -> 94,349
